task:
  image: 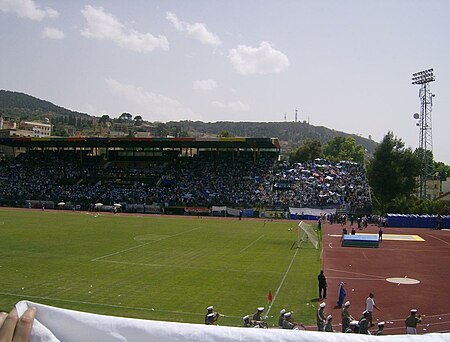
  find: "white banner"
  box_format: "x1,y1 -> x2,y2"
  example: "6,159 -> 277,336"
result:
227,208 -> 241,217
15,301 -> 448,342
289,207 -> 336,217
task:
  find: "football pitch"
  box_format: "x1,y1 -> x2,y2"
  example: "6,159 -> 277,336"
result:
0,209 -> 321,327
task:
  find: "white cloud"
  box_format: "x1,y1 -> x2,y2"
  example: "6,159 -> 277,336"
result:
193,79 -> 218,92
212,100 -> 250,112
105,79 -> 198,121
166,12 -> 221,47
41,27 -> 64,40
81,5 -> 169,53
228,41 -> 290,75
0,0 -> 58,21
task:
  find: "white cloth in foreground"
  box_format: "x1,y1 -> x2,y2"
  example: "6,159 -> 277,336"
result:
15,301 -> 450,342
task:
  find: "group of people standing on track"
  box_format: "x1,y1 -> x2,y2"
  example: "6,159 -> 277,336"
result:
318,270 -> 422,335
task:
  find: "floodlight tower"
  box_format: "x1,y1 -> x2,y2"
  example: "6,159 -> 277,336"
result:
412,68 -> 435,200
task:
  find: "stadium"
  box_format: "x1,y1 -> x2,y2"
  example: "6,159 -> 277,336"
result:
0,136 -> 449,341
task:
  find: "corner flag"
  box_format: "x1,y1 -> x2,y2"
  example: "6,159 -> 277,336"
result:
268,290 -> 273,302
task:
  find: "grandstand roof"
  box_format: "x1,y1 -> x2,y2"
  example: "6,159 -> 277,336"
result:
0,136 -> 281,150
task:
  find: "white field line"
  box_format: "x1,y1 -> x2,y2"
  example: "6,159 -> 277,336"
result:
362,251 -> 369,261
325,268 -> 387,279
265,247 -> 299,318
0,291 -> 213,317
92,227 -> 201,261
382,320 -> 450,332
326,276 -> 386,281
379,312 -> 450,323
425,233 -> 450,246
94,259 -> 283,275
240,235 -> 264,253
91,242 -> 152,261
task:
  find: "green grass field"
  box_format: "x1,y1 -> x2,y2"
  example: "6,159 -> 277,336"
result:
0,209 -> 321,327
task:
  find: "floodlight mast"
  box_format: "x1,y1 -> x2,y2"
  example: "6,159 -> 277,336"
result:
412,68 -> 435,200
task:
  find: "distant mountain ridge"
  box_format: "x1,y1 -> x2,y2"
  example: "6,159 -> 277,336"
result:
0,90 -> 90,118
0,89 -> 377,155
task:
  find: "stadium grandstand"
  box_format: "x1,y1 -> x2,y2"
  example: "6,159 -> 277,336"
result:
0,136 -> 371,217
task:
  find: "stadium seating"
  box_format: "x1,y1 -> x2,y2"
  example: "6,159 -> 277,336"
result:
0,152 -> 372,214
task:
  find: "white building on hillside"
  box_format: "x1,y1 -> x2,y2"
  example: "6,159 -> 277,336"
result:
21,121 -> 52,137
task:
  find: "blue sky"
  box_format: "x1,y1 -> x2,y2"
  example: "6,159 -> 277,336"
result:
1,0 -> 449,163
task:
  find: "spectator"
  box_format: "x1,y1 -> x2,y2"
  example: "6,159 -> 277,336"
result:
281,312 -> 304,330
277,309 -> 286,327
252,307 -> 264,322
359,311 -> 370,334
346,320 -> 359,333
323,315 -> 334,332
341,301 -> 354,332
317,302 -> 326,331
337,282 -> 346,307
405,309 -> 422,334
365,293 -> 380,327
318,270 -> 327,300
376,321 -> 385,335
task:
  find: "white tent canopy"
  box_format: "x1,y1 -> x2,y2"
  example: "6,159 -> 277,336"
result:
16,301 -> 450,342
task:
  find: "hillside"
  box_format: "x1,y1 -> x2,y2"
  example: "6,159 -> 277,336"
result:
167,120 -> 378,155
0,90 -> 377,154
0,90 -> 90,119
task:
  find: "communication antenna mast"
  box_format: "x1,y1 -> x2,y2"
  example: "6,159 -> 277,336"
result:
412,68 -> 435,200
284,112 -> 286,122
295,108 -> 298,123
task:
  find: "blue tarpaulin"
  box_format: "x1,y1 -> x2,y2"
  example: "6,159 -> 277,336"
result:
241,208 -> 254,217
386,214 -> 450,228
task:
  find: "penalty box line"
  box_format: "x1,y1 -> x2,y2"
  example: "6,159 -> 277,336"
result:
91,227 -> 201,262
93,259 -> 283,275
240,235 -> 264,253
265,247 -> 300,318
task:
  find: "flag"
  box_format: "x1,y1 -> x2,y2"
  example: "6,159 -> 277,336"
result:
268,290 -> 273,302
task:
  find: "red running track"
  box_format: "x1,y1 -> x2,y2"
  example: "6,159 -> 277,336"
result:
317,223 -> 450,335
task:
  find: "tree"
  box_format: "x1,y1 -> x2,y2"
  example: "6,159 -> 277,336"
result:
118,112 -> 132,121
218,130 -> 233,137
434,161 -> 450,180
134,115 -> 143,126
367,132 -> 421,214
99,114 -> 110,124
323,136 -> 365,164
289,139 -> 322,162
414,147 -> 434,180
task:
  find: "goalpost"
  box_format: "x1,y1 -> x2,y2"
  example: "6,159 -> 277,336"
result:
297,221 -> 319,249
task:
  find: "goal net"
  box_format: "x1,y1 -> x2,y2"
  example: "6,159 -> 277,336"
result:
298,221 -> 319,249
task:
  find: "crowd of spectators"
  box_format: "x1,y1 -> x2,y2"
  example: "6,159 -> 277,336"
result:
0,152 -> 372,211
247,159 -> 371,211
